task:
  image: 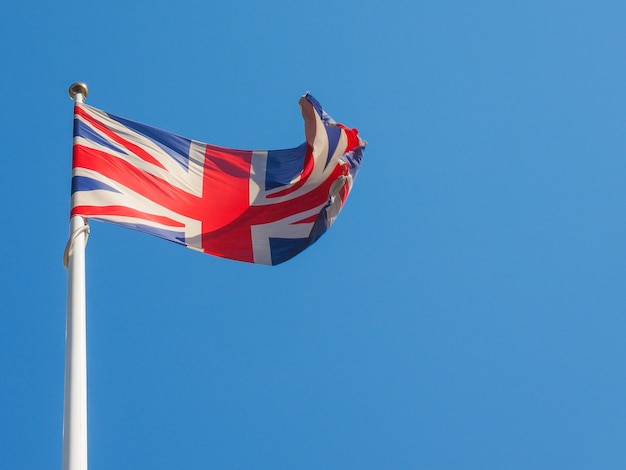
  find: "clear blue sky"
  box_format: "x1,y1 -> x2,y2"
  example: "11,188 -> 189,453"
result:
2,1 -> 626,468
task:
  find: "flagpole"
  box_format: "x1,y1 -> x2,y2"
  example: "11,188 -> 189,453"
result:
63,82 -> 90,470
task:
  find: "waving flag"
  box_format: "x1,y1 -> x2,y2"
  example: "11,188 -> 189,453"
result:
70,94 -> 365,265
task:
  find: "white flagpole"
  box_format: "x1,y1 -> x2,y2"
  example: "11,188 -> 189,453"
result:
63,82 -> 90,470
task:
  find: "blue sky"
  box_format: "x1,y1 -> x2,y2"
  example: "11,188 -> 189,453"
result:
2,1 -> 626,468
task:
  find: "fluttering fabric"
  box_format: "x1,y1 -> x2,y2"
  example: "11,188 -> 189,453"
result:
71,94 -> 365,265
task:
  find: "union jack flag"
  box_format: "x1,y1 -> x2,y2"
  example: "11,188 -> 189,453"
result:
70,94 -> 366,265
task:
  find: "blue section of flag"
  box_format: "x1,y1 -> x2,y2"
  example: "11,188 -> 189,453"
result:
305,93 -> 335,125
324,125 -> 341,169
71,176 -> 120,194
269,236 -> 311,265
107,113 -> 193,171
92,219 -> 187,245
265,144 -> 307,191
342,146 -> 364,179
268,211 -> 329,265
307,208 -> 330,245
74,119 -> 127,155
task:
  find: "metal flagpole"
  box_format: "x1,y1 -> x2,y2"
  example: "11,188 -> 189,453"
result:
63,82 -> 90,470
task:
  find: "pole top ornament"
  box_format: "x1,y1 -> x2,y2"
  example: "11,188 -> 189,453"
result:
69,82 -> 89,101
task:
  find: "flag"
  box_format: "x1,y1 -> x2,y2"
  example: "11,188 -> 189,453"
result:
70,93 -> 366,265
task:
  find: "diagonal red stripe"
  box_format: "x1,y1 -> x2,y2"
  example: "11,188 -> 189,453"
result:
73,144 -> 201,217
71,205 -> 185,228
76,105 -> 167,171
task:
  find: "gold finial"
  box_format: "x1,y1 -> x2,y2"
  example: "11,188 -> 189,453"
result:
69,82 -> 89,101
